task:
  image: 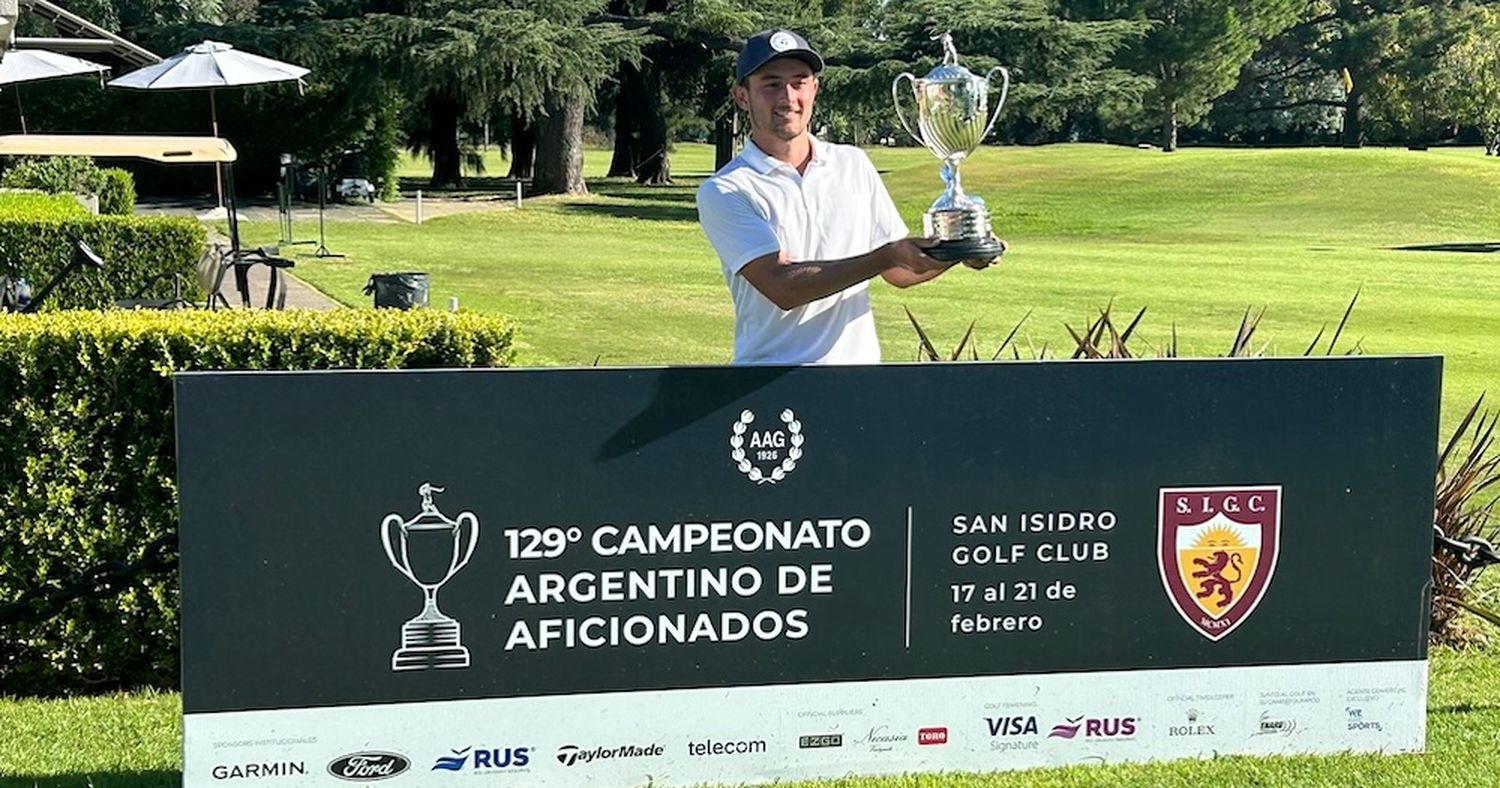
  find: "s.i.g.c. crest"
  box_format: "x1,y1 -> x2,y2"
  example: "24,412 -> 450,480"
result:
1158,486 -> 1281,641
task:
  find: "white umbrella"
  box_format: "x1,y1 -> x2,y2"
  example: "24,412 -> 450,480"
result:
108,40 -> 309,207
0,49 -> 110,133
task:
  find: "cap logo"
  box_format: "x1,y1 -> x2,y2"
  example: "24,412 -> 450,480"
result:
770,31 -> 798,52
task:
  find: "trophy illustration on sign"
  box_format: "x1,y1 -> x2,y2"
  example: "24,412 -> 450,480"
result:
381,483 -> 480,671
893,32 -> 1010,267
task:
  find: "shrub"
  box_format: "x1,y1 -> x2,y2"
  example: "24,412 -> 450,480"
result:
0,191 -> 90,221
0,156 -> 105,197
0,213 -> 204,309
97,169 -> 137,216
0,309 -> 518,696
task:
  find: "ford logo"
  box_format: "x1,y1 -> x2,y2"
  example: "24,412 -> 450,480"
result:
326,752 -> 410,782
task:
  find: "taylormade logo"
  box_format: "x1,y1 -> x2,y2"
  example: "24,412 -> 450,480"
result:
555,744 -> 664,766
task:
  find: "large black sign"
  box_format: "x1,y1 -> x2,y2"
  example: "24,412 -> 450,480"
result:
177,359 -> 1438,716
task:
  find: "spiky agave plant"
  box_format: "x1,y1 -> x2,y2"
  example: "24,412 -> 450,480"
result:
1432,397 -> 1500,643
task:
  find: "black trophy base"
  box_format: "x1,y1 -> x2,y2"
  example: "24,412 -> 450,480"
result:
927,236 -> 1003,266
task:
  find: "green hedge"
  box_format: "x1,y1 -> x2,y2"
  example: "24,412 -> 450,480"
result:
98,169 -> 136,216
0,310 -> 517,696
0,213 -> 204,309
0,191 -> 89,220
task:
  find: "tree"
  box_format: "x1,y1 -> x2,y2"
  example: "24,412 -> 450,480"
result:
1240,0 -> 1476,147
1075,0 -> 1299,151
1428,7 -> 1500,153
825,0 -> 1152,148
352,0 -> 647,189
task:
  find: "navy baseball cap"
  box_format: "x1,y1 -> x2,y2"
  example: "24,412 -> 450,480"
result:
735,29 -> 824,84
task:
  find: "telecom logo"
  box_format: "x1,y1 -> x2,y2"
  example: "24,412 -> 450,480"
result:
555,743 -> 664,767
432,746 -> 530,772
687,738 -> 768,757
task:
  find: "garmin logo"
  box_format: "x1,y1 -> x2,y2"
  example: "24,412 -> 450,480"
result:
212,761 -> 305,780
326,752 -> 410,782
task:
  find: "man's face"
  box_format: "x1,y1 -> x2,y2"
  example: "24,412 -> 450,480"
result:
733,58 -> 818,141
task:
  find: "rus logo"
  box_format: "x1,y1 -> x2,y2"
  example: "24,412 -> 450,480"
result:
1158,486 -> 1282,641
1048,717 -> 1138,739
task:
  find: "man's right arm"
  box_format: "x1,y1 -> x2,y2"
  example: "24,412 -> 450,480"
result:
738,241 -> 946,311
698,179 -> 949,311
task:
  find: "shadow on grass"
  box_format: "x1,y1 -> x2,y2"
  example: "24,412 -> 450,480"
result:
559,203 -> 698,222
1432,702 -> 1500,715
1391,242 -> 1500,254
588,184 -> 701,202
0,771 -> 180,788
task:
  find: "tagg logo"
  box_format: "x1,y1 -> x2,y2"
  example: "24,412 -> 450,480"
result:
432,746 -> 530,772
211,761 -> 306,780
917,727 -> 949,746
555,743 -> 664,767
730,408 -> 804,485
327,752 -> 411,782
1159,486 -> 1281,641
1048,717 -> 1138,740
1254,710 -> 1297,737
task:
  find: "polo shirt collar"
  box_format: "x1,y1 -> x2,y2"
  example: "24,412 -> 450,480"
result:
743,135 -> 829,175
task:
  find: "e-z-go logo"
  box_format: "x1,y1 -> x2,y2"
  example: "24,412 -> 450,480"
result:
730,408 -> 805,485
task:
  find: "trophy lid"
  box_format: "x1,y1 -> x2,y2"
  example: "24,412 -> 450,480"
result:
921,33 -> 979,83
406,482 -> 458,529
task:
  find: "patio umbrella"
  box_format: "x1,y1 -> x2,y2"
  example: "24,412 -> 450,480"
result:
107,40 -> 308,208
0,49 -> 110,133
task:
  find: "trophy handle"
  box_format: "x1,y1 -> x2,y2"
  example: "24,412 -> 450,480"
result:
891,72 -> 925,148
979,66 -> 1011,144
381,514 -> 419,586
451,512 -> 480,576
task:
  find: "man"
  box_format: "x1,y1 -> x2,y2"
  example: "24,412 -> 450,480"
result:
697,28 -> 1002,365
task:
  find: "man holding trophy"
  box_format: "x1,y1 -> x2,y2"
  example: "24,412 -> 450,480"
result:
697,28 -> 1009,365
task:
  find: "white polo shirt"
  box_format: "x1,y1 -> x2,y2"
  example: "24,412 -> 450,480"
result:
696,137 -> 909,365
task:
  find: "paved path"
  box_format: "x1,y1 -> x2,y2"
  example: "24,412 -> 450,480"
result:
203,230 -> 342,311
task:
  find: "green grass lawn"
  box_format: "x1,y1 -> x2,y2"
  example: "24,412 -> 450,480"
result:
269,143 -> 1500,436
1,649 -> 1496,787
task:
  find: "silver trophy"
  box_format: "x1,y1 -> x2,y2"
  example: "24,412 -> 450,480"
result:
381,483 -> 479,671
893,33 -> 1010,266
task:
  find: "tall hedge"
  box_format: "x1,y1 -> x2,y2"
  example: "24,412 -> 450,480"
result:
0,310 -> 517,696
0,211 -> 204,309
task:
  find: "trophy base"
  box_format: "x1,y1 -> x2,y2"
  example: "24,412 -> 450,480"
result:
392,616 -> 470,671
926,236 -> 1003,265
392,644 -> 471,671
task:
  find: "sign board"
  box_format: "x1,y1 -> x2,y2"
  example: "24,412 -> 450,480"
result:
176,358 -> 1439,786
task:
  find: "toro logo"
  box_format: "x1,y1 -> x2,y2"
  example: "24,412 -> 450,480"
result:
917,727 -> 948,746
326,752 -> 410,782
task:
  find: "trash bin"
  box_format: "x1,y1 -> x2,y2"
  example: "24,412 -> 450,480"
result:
364,272 -> 429,309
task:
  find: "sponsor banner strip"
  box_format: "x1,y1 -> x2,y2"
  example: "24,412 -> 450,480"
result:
185,659 -> 1426,787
